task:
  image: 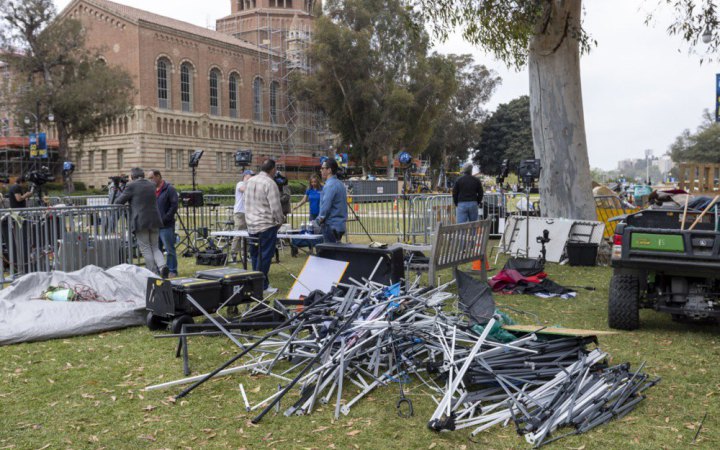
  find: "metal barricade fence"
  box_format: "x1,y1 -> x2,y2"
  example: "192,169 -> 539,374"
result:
0,204 -> 133,283
407,194 -> 456,244
346,194 -> 405,239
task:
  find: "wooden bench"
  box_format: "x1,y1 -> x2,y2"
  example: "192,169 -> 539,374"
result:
400,219 -> 492,286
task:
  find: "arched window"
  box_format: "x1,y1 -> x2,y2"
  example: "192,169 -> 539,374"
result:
180,63 -> 193,112
209,68 -> 221,116
157,58 -> 171,109
229,74 -> 239,118
253,77 -> 263,121
270,81 -> 279,124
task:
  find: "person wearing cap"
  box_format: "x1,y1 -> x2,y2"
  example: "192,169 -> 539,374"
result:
230,169 -> 254,263
452,163 -> 483,224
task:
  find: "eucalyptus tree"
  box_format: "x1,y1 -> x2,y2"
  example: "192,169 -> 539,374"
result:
417,0 -> 719,219
293,0 -> 456,175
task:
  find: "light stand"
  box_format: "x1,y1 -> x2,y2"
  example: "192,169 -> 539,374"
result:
518,159 -> 541,258
189,149 -> 203,191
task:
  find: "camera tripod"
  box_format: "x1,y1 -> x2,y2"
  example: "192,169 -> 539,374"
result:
175,203 -> 208,257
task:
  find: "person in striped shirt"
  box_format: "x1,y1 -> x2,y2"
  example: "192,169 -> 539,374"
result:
244,159 -> 285,293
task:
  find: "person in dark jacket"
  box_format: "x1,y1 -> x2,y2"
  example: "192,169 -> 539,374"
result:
452,163 -> 483,223
148,169 -> 179,277
114,167 -> 168,277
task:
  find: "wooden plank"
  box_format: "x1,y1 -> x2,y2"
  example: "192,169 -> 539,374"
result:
502,325 -> 619,337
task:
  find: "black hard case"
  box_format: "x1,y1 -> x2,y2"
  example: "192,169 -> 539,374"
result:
314,243 -> 404,286
195,267 -> 264,305
146,277 -> 222,318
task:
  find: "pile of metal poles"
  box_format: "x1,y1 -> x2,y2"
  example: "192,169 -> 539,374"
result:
145,272 -> 658,447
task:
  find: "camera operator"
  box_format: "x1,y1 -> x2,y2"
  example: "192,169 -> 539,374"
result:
230,169 -> 254,263
114,167 -> 169,278
452,163 -> 483,224
9,175 -> 33,208
108,175 -> 128,204
317,158 -> 347,243
245,159 -> 285,294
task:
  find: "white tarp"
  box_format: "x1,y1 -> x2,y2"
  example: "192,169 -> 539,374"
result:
0,264 -> 155,345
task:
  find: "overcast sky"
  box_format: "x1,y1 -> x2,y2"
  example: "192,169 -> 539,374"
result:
54,0 -> 719,170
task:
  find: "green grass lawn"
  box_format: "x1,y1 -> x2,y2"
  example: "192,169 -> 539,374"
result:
1,238 -> 718,449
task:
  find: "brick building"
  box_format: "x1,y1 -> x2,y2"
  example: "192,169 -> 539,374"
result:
49,0 -> 326,188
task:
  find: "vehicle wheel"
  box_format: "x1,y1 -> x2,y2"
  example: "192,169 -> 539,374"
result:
171,315 -> 194,334
146,311 -> 166,331
608,274 -> 640,330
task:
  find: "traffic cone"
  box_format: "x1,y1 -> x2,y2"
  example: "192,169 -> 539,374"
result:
354,203 -> 359,212
472,257 -> 491,272
393,198 -> 398,211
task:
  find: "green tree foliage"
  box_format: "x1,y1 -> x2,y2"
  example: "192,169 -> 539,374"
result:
292,0 -> 456,175
669,110 -> 720,163
1,0 -> 134,190
474,95 -> 533,175
415,0 -> 719,220
422,54 -> 500,176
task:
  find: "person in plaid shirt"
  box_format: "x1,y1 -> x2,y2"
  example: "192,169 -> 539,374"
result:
244,159 -> 285,293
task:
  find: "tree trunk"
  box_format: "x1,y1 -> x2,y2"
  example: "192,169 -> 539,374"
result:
528,0 -> 595,220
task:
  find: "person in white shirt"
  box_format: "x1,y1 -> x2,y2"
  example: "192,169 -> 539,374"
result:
230,169 -> 254,263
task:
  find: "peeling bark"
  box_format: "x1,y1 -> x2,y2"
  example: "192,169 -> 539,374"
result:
529,0 -> 595,220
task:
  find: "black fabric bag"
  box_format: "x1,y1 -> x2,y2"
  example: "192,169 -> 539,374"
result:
503,257 -> 545,277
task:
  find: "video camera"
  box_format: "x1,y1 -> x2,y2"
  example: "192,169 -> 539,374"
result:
274,171 -> 289,189
234,150 -> 253,167
26,166 -> 55,186
518,159 -> 541,187
109,174 -> 129,188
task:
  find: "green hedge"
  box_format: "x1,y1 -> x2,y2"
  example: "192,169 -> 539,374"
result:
21,179 -> 310,198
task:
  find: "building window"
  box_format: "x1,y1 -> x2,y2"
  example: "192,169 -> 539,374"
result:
229,74 -> 239,119
226,152 -> 232,170
101,150 -> 107,170
165,149 -> 172,169
157,58 -> 170,109
216,152 -> 222,172
177,149 -> 184,169
210,69 -> 220,116
187,150 -> 193,170
88,151 -> 95,171
270,81 -> 279,124
253,77 -> 263,121
117,149 -> 124,169
181,63 -> 193,112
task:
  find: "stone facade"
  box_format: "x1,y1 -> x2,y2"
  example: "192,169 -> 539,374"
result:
57,0 -> 319,188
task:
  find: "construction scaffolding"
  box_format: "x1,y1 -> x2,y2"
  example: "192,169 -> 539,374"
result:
250,6 -> 331,162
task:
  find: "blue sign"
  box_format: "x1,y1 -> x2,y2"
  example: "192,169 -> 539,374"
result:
716,74 -> 720,122
29,133 -> 38,157
38,132 -> 48,158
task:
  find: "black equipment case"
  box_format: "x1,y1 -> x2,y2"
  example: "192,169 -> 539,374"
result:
195,248 -> 227,266
146,277 -> 222,318
195,267 -> 264,305
315,243 -> 404,285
